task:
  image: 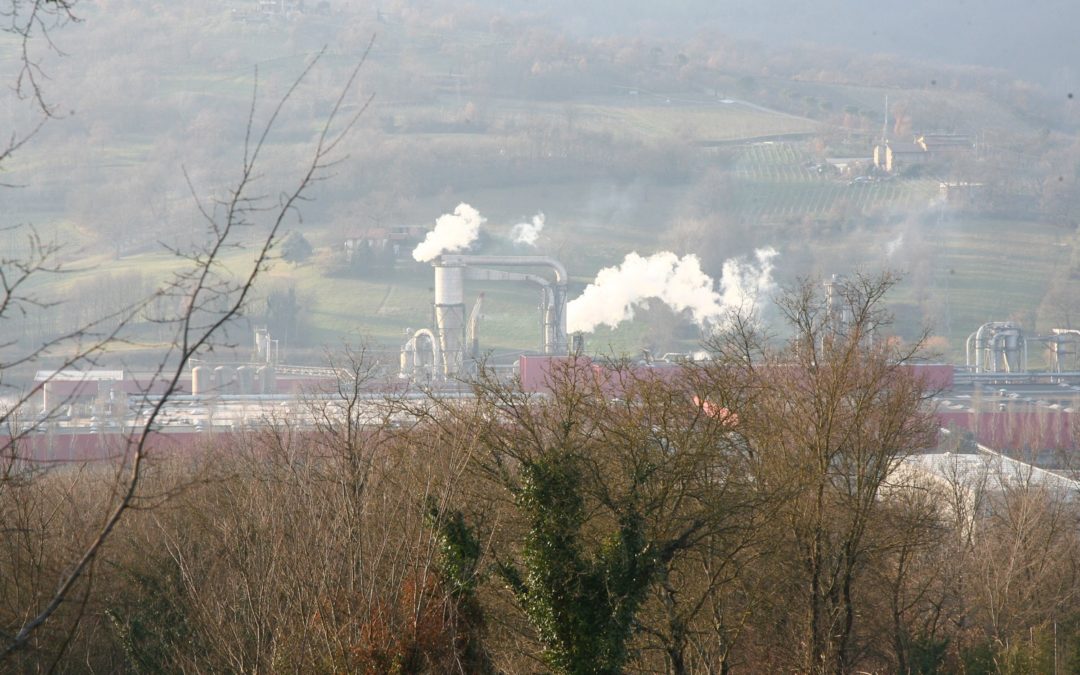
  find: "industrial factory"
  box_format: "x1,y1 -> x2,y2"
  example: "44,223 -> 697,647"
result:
401,254 -> 570,381
12,200 -> 1080,480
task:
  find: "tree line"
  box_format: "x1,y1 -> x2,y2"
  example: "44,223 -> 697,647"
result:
5,274 -> 1080,673
5,3 -> 1080,670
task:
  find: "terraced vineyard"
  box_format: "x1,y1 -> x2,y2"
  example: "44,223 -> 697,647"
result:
729,142 -> 939,219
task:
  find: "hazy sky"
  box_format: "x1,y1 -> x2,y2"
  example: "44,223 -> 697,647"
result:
486,0 -> 1077,89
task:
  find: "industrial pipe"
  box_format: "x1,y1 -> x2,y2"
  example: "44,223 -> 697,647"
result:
438,255 -> 569,355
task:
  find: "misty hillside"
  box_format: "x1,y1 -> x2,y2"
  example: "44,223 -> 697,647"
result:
3,0 -> 1080,365
10,4 -> 1080,674
475,0 -> 1080,89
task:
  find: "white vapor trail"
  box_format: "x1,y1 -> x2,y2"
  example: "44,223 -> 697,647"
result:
412,203 -> 485,262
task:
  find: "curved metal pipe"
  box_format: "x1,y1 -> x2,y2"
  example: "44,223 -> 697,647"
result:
439,255 -> 568,283
438,255 -> 569,354
971,322 -> 1025,373
406,328 -> 441,381
965,330 -> 978,370
973,322 -> 1000,373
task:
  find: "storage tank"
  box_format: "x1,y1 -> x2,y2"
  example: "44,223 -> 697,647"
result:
256,365 -> 276,394
236,366 -> 255,395
191,365 -> 210,396
213,366 -> 236,394
400,340 -> 416,378
569,332 -> 585,356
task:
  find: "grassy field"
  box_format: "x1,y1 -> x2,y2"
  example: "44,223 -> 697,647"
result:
914,218 -> 1072,333
793,215 -> 1074,361
5,16 -> 1073,366
574,102 -> 819,142
18,131 -> 1065,363
52,194 -> 1062,365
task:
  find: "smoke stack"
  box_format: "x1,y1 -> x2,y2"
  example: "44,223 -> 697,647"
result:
440,254 -> 569,356
434,261 -> 467,379
467,292 -> 484,363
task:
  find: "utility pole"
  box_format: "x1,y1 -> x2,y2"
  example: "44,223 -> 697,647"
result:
881,94 -> 889,145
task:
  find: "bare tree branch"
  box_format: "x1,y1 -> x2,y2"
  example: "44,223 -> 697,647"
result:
0,40 -> 372,659
2,0 -> 78,116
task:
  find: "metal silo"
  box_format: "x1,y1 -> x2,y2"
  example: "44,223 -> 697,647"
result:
236,366 -> 254,395
400,340 -> 415,378
213,366 -> 237,394
256,365 -> 276,394
191,366 -> 209,396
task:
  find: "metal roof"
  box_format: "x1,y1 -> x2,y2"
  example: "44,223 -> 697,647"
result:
34,370 -> 125,382
901,444 -> 1080,493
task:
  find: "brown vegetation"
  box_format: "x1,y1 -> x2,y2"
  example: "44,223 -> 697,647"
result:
5,275 -> 1080,673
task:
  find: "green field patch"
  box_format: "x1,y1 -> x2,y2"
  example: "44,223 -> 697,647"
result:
867,217 -> 1069,357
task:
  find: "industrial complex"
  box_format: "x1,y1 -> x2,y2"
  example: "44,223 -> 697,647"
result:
9,258 -> 1080,492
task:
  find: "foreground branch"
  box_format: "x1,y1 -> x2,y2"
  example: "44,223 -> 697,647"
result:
0,41 -> 372,659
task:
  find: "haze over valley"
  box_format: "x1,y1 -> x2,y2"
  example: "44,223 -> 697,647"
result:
11,4 -> 1080,673
4,0 -> 1080,368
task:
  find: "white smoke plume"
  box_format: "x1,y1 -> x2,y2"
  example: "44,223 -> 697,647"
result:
510,212 -> 545,247
884,233 -> 904,259
567,248 -> 778,334
412,203 -> 486,262
719,247 -> 779,312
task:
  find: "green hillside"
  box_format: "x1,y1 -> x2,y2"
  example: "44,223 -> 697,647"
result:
4,2 -> 1078,366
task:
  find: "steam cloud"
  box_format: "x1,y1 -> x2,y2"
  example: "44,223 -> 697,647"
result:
511,212 -> 545,246
884,233 -> 904,258
567,248 -> 778,334
720,247 -> 779,311
412,203 -> 486,262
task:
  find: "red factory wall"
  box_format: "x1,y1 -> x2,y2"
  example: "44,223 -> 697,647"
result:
6,430 -> 210,464
521,357 -> 1075,452
937,409 -> 1076,451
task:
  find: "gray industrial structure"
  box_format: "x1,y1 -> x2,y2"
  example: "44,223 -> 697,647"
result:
962,322 -> 1080,376
401,254 -> 569,381
966,322 -> 1027,374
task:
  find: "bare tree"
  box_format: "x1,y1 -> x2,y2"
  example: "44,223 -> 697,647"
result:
720,273 -> 939,673
866,474 -> 951,673
0,42 -> 373,662
0,0 -> 76,184
397,354 -> 772,673
2,0 -> 78,117
110,345 -> 485,672
970,473 -> 1080,666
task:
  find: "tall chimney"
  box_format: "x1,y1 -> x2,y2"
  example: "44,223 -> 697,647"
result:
434,261 -> 466,378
